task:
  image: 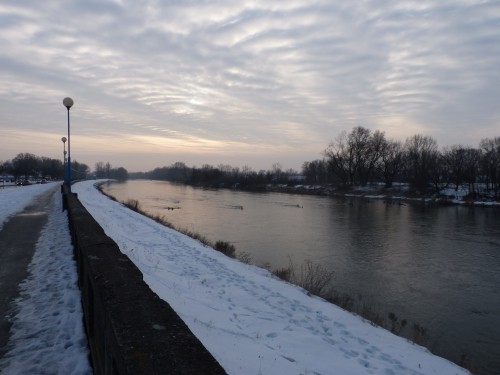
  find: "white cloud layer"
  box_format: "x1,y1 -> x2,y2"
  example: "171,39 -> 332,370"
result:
0,0 -> 499,171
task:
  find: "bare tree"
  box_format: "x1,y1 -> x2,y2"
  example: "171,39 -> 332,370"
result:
39,157 -> 63,179
12,153 -> 40,179
361,130 -> 386,186
324,130 -> 351,186
325,126 -> 384,186
346,126 -> 372,185
480,137 -> 500,197
302,160 -> 328,183
105,162 -> 112,178
95,161 -> 105,178
462,148 -> 482,195
71,160 -> 90,180
379,139 -> 404,188
403,135 -> 440,191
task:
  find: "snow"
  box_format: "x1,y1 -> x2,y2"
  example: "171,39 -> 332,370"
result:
71,180 -> 470,375
0,185 -> 92,374
0,181 -> 472,374
0,183 -> 58,230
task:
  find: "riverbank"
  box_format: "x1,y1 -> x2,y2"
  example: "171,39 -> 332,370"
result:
241,183 -> 500,207
143,178 -> 500,208
100,184 -> 435,350
103,179 -> 500,374
89,179 -> 473,374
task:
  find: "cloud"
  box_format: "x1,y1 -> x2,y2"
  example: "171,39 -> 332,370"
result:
0,0 -> 499,170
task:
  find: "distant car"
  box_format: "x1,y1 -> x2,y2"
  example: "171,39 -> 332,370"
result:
41,179 -> 47,184
21,180 -> 32,186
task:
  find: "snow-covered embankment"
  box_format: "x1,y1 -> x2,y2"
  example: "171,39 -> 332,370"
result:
73,180 -> 470,375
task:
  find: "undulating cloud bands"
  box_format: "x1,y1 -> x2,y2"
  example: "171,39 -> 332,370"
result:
1,0 -> 499,170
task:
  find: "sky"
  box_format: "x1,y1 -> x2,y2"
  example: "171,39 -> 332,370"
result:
0,1 -> 499,172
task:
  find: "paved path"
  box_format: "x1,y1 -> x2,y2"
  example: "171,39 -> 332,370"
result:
0,186 -> 58,359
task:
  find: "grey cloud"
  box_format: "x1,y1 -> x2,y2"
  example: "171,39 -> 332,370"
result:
0,0 -> 499,170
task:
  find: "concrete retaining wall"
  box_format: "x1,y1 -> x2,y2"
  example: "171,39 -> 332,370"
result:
63,190 -> 227,375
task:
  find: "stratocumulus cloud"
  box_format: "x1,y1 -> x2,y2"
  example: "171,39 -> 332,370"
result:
0,0 -> 499,170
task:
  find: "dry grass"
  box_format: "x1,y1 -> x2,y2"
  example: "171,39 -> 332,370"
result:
271,258 -> 334,297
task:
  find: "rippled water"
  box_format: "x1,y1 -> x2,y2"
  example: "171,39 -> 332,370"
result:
103,180 -> 500,374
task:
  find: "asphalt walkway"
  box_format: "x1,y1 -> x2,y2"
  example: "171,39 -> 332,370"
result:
0,186 -> 58,359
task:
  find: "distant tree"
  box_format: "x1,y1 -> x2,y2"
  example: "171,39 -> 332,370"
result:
324,131 -> 350,186
428,152 -> 446,193
105,162 -> 112,178
0,160 -> 6,178
324,126 -> 383,186
403,135 -> 440,191
479,137 -> 500,197
2,160 -> 13,175
168,162 -> 189,182
149,166 -> 168,180
271,162 -> 286,182
217,164 -> 233,175
241,165 -> 253,177
231,166 -> 240,179
128,171 -> 146,179
378,139 -> 404,188
346,126 -> 372,185
302,160 -> 328,183
361,129 -> 386,185
442,146 -> 481,191
71,160 -> 90,180
95,161 -> 106,178
111,167 -> 128,181
12,153 -> 39,179
39,157 -> 63,179
462,148 -> 482,195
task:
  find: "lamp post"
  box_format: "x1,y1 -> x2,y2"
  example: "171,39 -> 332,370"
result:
61,137 -> 67,183
63,97 -> 74,192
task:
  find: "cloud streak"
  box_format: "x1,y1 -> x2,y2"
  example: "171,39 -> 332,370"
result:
0,0 -> 499,171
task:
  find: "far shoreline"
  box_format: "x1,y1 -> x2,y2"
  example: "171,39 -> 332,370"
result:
121,178 -> 500,209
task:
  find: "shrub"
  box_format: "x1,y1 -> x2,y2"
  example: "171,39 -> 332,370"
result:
295,260 -> 335,296
272,266 -> 293,282
214,241 -> 236,258
124,199 -> 141,212
272,259 -> 334,297
237,252 -> 253,264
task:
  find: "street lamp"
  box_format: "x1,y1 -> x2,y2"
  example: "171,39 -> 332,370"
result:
61,137 -> 67,182
63,97 -> 74,192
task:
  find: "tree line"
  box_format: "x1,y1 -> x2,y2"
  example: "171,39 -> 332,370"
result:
1,153 -> 129,182
132,127 -> 500,199
93,161 -> 129,181
303,127 -> 499,197
130,161 -> 297,189
0,153 -> 89,181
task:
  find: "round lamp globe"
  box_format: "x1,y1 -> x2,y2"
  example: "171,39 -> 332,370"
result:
63,97 -> 74,109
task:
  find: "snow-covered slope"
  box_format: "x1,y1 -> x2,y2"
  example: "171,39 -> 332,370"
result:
73,180 -> 469,375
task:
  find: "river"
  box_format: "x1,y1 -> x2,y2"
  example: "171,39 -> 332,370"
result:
102,179 -> 500,375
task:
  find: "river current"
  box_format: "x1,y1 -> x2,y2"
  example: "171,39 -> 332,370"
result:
102,180 -> 500,375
